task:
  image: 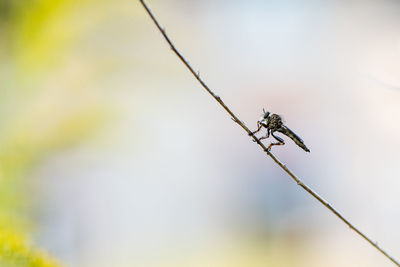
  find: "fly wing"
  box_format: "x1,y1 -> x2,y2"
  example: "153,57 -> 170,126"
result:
277,125 -> 310,152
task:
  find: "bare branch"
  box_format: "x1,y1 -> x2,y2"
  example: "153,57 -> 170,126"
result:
138,1 -> 400,266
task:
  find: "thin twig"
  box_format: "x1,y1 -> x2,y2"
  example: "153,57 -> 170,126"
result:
138,1 -> 400,266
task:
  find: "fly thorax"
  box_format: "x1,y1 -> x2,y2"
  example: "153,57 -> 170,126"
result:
268,114 -> 283,129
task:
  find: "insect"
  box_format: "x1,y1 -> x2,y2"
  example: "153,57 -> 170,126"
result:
250,109 -> 310,152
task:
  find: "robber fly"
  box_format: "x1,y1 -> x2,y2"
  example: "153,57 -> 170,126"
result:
250,109 -> 310,152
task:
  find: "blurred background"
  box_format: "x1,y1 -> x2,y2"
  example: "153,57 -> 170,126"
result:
0,0 -> 400,266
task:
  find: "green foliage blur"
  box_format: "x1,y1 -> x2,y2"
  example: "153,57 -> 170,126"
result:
0,0 -> 112,265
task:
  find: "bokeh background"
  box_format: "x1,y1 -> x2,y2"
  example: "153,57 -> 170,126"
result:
1,0 -> 400,266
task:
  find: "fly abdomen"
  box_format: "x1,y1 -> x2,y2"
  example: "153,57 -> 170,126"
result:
278,125 -> 310,152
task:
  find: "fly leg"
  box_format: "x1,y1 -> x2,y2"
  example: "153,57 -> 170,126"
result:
249,121 -> 262,136
267,131 -> 285,151
253,128 -> 270,143
259,129 -> 270,141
